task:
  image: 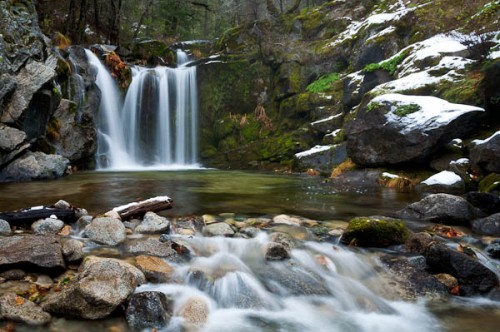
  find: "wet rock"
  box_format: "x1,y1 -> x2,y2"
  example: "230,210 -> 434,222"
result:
0,293 -> 51,325
31,217 -> 65,235
269,232 -> 296,251
416,171 -> 465,194
405,232 -> 436,255
53,200 -> 71,210
203,222 -> 235,237
0,235 -> 65,274
84,217 -> 126,246
202,214 -> 218,225
135,255 -> 174,283
398,194 -> 483,226
485,241 -> 500,259
240,227 -> 260,238
76,215 -> 93,230
470,132 -> 500,173
273,214 -> 302,227
265,242 -> 291,261
268,225 -> 311,241
135,212 -> 170,234
294,143 -> 347,174
61,238 -> 84,263
0,219 -> 11,235
340,216 -> 410,247
434,273 -> 458,289
1,151 -> 69,181
42,256 -> 145,319
478,173 -> 500,193
126,238 -> 178,258
125,292 -> 173,329
58,225 -> 72,236
178,297 -> 210,328
471,213 -> 500,236
464,192 -> 500,215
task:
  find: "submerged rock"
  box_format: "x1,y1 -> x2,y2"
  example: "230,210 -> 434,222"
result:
135,211 -> 170,233
340,216 -> 410,247
42,256 -> 145,319
178,297 -> 210,328
265,242 -> 291,261
398,193 -> 482,225
125,291 -> 173,329
0,293 -> 51,325
84,217 -> 126,245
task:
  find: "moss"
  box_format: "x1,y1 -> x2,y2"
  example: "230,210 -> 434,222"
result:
441,71 -> 484,106
340,217 -> 411,247
394,103 -> 421,117
363,50 -> 410,76
478,173 -> 500,193
306,72 -> 340,93
366,101 -> 383,112
46,118 -> 62,141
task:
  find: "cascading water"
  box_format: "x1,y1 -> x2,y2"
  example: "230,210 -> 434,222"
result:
86,48 -> 199,170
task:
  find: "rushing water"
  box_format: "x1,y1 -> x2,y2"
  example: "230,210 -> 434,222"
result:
85,49 -> 199,170
0,170 -> 499,331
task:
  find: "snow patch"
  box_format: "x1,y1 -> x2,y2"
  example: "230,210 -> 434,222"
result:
295,145 -> 332,159
450,158 -> 469,166
370,94 -> 484,134
366,26 -> 396,43
113,196 -> 173,212
472,131 -> 500,145
310,114 -> 342,125
381,172 -> 399,179
422,171 -> 462,186
325,129 -> 342,137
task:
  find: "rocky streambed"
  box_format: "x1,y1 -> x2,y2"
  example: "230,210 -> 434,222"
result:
0,190 -> 499,331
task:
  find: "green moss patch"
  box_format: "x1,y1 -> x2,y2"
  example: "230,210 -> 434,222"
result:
306,73 -> 340,93
340,216 -> 411,247
394,103 -> 421,117
363,50 -> 409,76
478,173 -> 500,193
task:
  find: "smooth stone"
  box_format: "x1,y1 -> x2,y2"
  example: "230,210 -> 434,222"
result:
0,219 -> 12,235
61,238 -> 84,263
203,222 -> 235,237
135,212 -> 170,234
0,293 -> 51,325
31,218 -> 64,235
135,255 -> 174,283
84,217 -> 126,246
273,214 -> 302,226
34,274 -> 53,289
54,200 -> 71,209
471,213 -> 500,236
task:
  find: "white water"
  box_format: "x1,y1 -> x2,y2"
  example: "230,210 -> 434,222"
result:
137,233 -> 442,332
85,49 -> 199,170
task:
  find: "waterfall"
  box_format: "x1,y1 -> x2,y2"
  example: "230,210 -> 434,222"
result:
85,49 -> 199,170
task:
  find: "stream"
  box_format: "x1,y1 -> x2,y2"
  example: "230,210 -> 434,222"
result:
0,170 -> 499,331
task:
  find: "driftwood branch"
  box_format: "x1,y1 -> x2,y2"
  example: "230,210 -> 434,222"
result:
112,196 -> 174,220
0,207 -> 76,226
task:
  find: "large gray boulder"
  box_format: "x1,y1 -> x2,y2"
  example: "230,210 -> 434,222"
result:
346,94 -> 484,166
0,151 -> 69,181
31,217 -> 65,235
0,234 -> 65,273
398,193 -> 483,225
125,292 -> 173,329
41,256 -> 145,319
294,144 -> 347,173
135,211 -> 170,233
0,293 -> 51,325
471,213 -> 500,236
470,131 -> 500,173
84,217 -> 126,245
0,124 -> 29,167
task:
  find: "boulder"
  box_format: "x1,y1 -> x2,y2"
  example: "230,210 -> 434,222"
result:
0,151 -> 69,182
398,193 -> 482,225
417,171 -> 465,194
135,212 -> 170,233
203,222 -> 235,237
126,238 -> 178,258
125,292 -> 173,329
61,238 -> 84,263
0,124 -> 29,167
135,255 -> 174,283
0,219 -> 11,235
464,192 -> 500,215
272,215 -> 302,227
485,241 -> 500,259
0,293 -> 51,325
178,297 -> 210,328
265,242 -> 290,260
269,232 -> 297,251
41,256 -> 145,319
31,217 -> 65,235
0,235 -> 65,274
471,213 -> 500,236
346,94 -> 484,166
84,217 -> 126,246
293,144 -> 347,173
470,131 -> 500,173
340,216 -> 410,247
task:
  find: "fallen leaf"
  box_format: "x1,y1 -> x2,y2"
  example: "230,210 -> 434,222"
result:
15,296 -> 24,305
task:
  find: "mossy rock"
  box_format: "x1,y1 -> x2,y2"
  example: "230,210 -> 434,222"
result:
131,39 -> 175,65
478,173 -> 500,193
340,216 -> 411,248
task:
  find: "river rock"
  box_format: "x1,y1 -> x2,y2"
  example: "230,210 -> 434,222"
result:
464,192 -> 500,215
126,238 -> 178,258
0,269 -> 26,281
54,200 -> 71,210
265,242 -> 291,261
61,238 -> 84,263
1,151 -> 69,182
397,193 -> 483,225
135,255 -> 174,283
470,131 -> 500,173
84,217 -> 126,245
0,234 -> 65,273
41,256 -> 145,319
340,216 -> 410,247
346,94 -> 484,166
76,215 -> 93,230
203,222 -> 235,237
485,241 -> 500,259
269,232 -> 296,251
417,171 -> 465,194
0,219 -> 11,235
135,212 -> 170,233
0,293 -> 51,325
125,292 -> 173,329
178,297 -> 210,328
0,124 -> 28,167
31,217 -> 65,235
273,214 -> 302,226
471,213 -> 500,236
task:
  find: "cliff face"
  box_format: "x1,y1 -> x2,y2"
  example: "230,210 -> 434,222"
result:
0,1 -> 100,181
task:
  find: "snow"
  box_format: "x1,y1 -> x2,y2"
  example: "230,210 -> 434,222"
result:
366,26 -> 396,43
422,171 -> 462,186
30,206 -> 44,210
472,131 -> 500,145
325,129 -> 342,137
370,93 -> 484,134
113,196 -> 173,212
450,158 -> 469,166
382,172 -> 399,179
295,145 -> 332,159
310,114 -> 342,125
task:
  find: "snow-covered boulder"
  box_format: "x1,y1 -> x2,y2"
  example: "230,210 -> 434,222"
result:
417,171 -> 465,194
470,131 -> 500,173
346,94 -> 484,166
294,144 -> 347,173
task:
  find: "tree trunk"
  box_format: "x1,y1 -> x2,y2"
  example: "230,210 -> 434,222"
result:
93,0 -> 100,31
0,208 -> 77,226
65,0 -> 77,37
75,0 -> 88,44
109,0 -> 122,45
133,0 -> 154,41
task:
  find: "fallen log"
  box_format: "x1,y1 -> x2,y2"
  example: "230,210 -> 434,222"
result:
0,206 -> 77,226
112,196 -> 173,220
